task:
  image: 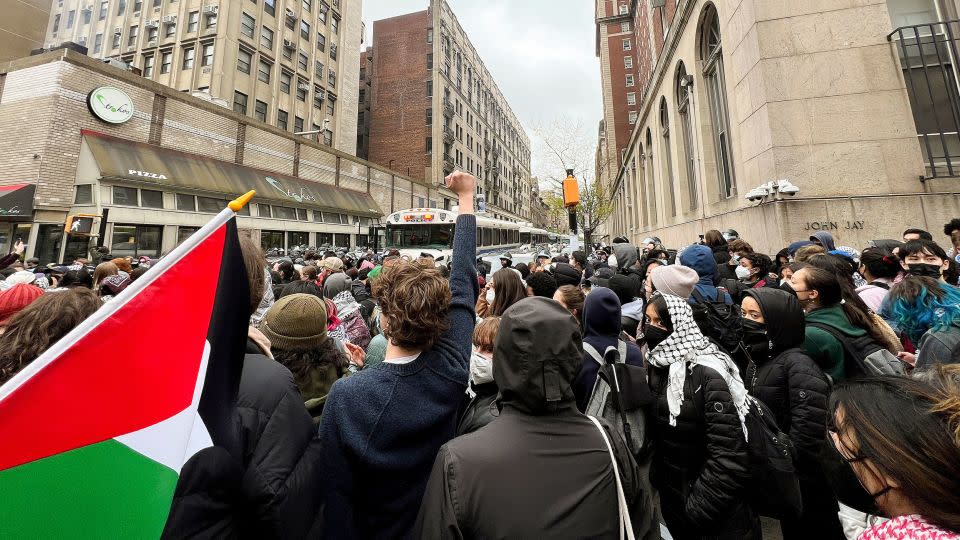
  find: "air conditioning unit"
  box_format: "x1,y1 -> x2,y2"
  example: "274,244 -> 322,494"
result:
203,5 -> 218,14
81,6 -> 92,13
298,82 -> 311,90
285,7 -> 296,18
283,39 -> 294,49
202,66 -> 212,74
145,19 -> 159,28
77,36 -> 87,44
113,27 -> 122,35
162,15 -> 177,23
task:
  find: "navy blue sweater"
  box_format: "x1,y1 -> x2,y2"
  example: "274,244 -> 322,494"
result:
318,214 -> 478,539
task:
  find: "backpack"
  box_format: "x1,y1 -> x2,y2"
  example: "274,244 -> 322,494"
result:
742,395 -> 803,520
583,342 -> 654,458
690,289 -> 743,354
807,322 -> 905,378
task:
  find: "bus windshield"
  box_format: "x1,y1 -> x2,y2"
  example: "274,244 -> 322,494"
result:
387,224 -> 455,249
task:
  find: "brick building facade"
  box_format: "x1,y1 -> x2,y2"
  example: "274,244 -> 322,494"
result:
0,50 -> 454,264
356,46 -> 372,159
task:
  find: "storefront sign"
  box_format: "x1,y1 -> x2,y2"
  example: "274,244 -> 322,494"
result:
265,176 -> 318,203
803,221 -> 866,231
0,206 -> 23,216
88,86 -> 134,124
128,169 -> 168,180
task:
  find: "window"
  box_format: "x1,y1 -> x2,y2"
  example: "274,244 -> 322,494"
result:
294,116 -> 304,132
99,1 -> 108,20
113,186 -> 139,206
153,0 -> 161,7
67,9 -> 75,29
112,225 -> 162,258
265,0 -> 275,16
328,69 -> 336,87
676,63 -> 698,210
323,129 -> 332,146
133,0 -> 142,12
298,51 -> 308,71
316,32 -> 325,51
128,25 -> 139,46
625,74 -> 635,87
182,46 -> 194,69
624,56 -> 633,69
261,230 -> 284,251
313,86 -> 324,108
140,189 -> 163,209
52,13 -> 60,33
274,206 -> 297,220
426,80 -> 432,97
112,32 -> 121,49
426,136 -> 432,153
329,43 -> 337,59
622,38 -> 631,51
177,227 -> 200,245
326,96 -> 335,115
618,3 -> 629,14
427,52 -> 433,69
198,196 -> 226,213
627,92 -> 636,106
257,59 -> 272,82
74,184 -> 93,205
260,25 -> 273,49
241,12 -> 255,37
280,70 -> 291,93
237,48 -> 252,73
143,54 -> 155,77
426,108 -> 432,125
147,26 -> 158,42
205,12 -> 217,29
300,20 -> 310,40
699,5 -> 735,198
659,98 -> 676,216
258,204 -> 273,218
165,21 -> 176,37
296,79 -> 307,101
331,16 -> 338,34
93,33 -> 103,54
427,27 -> 433,42
160,50 -> 172,73
82,8 -> 91,24
187,11 -> 199,32
233,91 -> 248,113
255,100 -> 267,121
302,0 -> 311,11
318,2 -> 328,23
277,109 -> 288,130
201,43 -> 214,66
621,21 -> 631,32
629,111 -> 638,124
314,59 -> 324,77
117,0 -> 126,15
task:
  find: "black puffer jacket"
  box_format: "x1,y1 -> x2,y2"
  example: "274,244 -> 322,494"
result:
649,364 -> 757,539
456,381 -> 498,436
742,289 -> 843,539
416,298 -> 656,539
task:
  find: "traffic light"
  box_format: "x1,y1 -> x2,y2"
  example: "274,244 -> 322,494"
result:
562,169 -> 580,208
64,215 -> 97,235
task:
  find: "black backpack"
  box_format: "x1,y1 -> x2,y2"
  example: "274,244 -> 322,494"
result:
690,289 -> 743,354
743,396 -> 803,520
583,342 -> 654,459
807,322 -> 905,379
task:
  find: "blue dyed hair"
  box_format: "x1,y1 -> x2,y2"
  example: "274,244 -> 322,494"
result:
889,277 -> 960,343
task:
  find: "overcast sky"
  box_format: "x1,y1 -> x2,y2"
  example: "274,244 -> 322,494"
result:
362,0 -> 602,189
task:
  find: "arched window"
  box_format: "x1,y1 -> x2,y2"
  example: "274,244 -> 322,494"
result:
699,4 -> 735,198
659,97 -> 676,217
645,129 -> 657,226
676,62 -> 698,210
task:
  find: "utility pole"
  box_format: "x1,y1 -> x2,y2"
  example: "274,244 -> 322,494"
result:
562,169 -> 580,250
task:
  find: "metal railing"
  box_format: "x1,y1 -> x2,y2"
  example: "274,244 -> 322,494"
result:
889,20 -> 960,179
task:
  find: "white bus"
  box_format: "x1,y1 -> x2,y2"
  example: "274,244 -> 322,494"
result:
383,207 -> 553,261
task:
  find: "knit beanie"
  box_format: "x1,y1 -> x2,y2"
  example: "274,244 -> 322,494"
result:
0,284 -> 44,326
650,265 -> 699,299
608,274 -> 636,305
5,271 -> 37,286
321,257 -> 344,272
551,263 -> 582,287
260,293 -> 328,351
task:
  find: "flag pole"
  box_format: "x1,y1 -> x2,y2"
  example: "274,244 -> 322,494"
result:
0,191 -> 257,402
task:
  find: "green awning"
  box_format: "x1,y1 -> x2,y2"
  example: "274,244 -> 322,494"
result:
82,130 -> 381,217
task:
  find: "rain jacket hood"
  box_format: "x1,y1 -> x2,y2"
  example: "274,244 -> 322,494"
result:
744,288 -> 806,353
810,232 -> 836,251
493,297 -> 583,415
612,243 -> 639,272
679,244 -> 718,284
583,287 -> 621,338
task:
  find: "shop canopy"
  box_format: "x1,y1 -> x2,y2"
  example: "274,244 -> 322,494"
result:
82,130 -> 382,217
0,184 -> 36,221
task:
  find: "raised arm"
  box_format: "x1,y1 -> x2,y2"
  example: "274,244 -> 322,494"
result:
441,172 -> 479,362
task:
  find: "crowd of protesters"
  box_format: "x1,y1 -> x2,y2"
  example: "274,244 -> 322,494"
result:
1,173 -> 960,540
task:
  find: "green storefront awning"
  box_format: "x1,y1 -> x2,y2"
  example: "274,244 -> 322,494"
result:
82,130 -> 381,217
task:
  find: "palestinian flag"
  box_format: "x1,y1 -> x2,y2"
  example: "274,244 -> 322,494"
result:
0,192 -> 255,538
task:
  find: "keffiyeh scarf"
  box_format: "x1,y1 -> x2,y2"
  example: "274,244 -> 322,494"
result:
646,292 -> 750,439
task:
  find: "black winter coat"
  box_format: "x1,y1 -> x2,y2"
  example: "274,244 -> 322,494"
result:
162,341 -> 324,539
648,363 -> 757,539
456,381 -> 498,436
742,289 -> 844,539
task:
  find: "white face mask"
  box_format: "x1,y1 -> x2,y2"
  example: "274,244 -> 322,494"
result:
485,289 -> 495,304
735,265 -> 753,280
607,254 -> 618,268
470,349 -> 494,386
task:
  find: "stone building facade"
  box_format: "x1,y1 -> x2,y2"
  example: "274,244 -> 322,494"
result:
1,0 -> 52,63
356,46 -> 372,160
0,50 -> 454,264
602,0 -> 960,254
42,0 -> 362,155
367,0 -> 533,223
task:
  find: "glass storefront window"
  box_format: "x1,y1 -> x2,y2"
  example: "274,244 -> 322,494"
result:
35,224 -> 64,265
74,184 -> 93,204
274,206 -> 297,220
258,204 -> 272,218
296,208 -> 308,220
316,232 -> 332,247
198,197 -> 225,213
176,193 -> 196,211
141,189 -> 164,209
177,226 -> 199,245
334,233 -> 350,248
113,186 -> 138,206
287,231 -> 308,248
260,230 -> 284,251
112,224 -> 163,258
64,234 -> 92,264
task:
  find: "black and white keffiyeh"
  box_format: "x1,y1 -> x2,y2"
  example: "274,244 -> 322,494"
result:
646,292 -> 750,439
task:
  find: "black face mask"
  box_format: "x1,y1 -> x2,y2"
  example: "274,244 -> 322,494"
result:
642,324 -> 671,350
819,441 -> 887,517
780,281 -> 797,297
907,263 -> 943,279
741,319 -> 771,361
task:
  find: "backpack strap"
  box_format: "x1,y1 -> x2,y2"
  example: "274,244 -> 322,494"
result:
583,342 -> 604,365
869,281 -> 890,290
807,322 -> 860,376
691,289 -> 706,304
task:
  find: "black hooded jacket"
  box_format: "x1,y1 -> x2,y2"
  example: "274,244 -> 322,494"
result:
741,289 -> 841,538
415,298 -> 656,540
612,243 -> 645,298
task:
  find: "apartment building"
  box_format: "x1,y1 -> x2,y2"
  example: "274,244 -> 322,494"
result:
602,0 -> 960,253
367,0 -> 533,222
42,0 -> 362,154
1,0 -> 53,62
356,45 -> 372,159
